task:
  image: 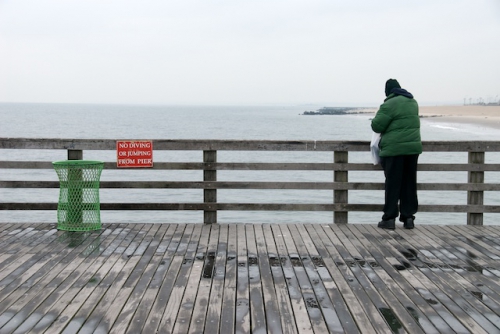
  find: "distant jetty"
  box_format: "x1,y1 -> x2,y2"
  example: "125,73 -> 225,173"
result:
302,107 -> 368,115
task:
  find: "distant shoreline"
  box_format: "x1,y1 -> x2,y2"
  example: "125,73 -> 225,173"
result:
360,105 -> 500,131
302,107 -> 372,115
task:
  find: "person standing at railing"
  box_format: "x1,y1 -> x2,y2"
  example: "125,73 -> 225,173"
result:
371,79 -> 422,230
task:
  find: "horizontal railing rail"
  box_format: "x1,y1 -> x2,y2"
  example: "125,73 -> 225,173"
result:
1,138 -> 498,225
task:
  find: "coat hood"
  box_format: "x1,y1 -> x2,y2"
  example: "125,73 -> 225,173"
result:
387,88 -> 414,99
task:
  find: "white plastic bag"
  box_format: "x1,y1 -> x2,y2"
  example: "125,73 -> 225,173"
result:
370,131 -> 381,165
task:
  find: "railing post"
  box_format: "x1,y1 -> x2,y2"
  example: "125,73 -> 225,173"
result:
334,150 -> 348,224
204,150 -> 217,224
467,151 -> 484,225
68,149 -> 83,160
66,149 -> 84,224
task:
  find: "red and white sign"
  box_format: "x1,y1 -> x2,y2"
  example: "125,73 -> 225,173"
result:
116,140 -> 153,168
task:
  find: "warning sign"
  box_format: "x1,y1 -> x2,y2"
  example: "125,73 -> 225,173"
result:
116,140 -> 153,168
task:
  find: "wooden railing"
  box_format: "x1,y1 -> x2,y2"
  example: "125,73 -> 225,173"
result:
1,138 -> 500,225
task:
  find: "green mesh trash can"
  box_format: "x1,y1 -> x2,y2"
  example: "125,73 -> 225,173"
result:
53,160 -> 104,231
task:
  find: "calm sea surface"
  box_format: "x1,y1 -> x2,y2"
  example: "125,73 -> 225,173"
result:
2,102 -> 500,225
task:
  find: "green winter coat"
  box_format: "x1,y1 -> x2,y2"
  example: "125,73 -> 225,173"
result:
371,89 -> 422,157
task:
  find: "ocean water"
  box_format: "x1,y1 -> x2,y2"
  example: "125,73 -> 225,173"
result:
1,102 -> 500,225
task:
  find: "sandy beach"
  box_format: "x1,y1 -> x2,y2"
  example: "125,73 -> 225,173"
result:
418,105 -> 500,130
363,105 -> 500,130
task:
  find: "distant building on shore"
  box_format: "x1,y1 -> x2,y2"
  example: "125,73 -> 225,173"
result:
464,96 -> 500,106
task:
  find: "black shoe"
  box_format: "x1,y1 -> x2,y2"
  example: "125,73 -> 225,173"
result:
404,218 -> 415,229
378,219 -> 395,230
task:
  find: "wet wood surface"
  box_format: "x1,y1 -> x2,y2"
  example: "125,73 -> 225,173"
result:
0,223 -> 499,333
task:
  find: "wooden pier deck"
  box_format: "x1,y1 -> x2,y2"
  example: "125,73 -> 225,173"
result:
0,223 -> 499,333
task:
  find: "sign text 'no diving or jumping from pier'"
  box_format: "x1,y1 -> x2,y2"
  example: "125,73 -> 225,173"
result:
116,140 -> 153,168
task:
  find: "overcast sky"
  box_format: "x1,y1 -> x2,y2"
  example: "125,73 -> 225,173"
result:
1,0 -> 499,106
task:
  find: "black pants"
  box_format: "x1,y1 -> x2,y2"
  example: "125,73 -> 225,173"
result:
380,154 -> 419,221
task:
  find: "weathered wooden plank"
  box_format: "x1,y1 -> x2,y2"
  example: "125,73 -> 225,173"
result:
317,224 -> 391,333
98,223 -> 162,334
189,224 -> 220,333
0,253 -> 44,287
436,226 -> 500,278
290,224 -> 357,333
0,223 -> 500,333
347,224 -> 442,333
478,226 -> 500,249
418,226 -> 499,273
431,229 -> 500,318
1,225 -> 131,333
285,224 -> 329,332
0,236 -> 82,327
302,224 -> 358,334
412,226 -> 500,330
287,224 -> 335,333
252,224 -> 283,334
0,223 -> 16,235
0,224 -> 35,268
26,227 -> 59,253
309,224 -> 379,333
234,223 -> 251,334
4,137 -> 500,152
0,225 -> 38,255
371,226 -> 490,334
371,224 -> 465,331
0,228 -> 61,302
338,224 -> 429,334
171,224 -> 211,333
137,224 -> 189,333
337,224 -> 422,332
245,224 -> 267,334
5,160 -> 500,172
2,224 -> 53,255
159,224 -> 201,333
43,224 -> 153,334
449,225 -> 500,260
0,228 -> 109,311
98,223 -> 170,334
47,226 -> 160,334
413,238 -> 500,332
220,223 -> 237,333
362,224 -> 467,333
262,224 -> 298,334
7,202 -> 500,215
21,225 -> 58,250
80,224 -> 178,333
204,223 -> 228,333
0,225 -> 61,257
33,225 -> 143,333
272,224 -> 313,333
0,137 -> 369,151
